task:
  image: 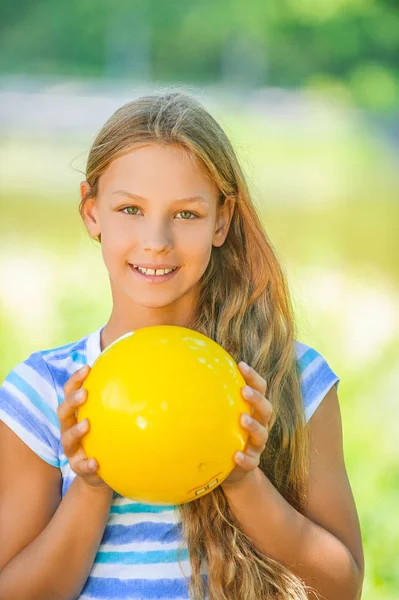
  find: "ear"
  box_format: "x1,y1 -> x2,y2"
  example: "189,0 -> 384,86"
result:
80,181 -> 101,238
212,196 -> 235,247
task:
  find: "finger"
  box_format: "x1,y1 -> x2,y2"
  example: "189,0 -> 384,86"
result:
240,413 -> 269,449
61,418 -> 90,457
238,362 -> 267,396
234,449 -> 259,471
73,456 -> 99,476
57,388 -> 88,433
241,386 -> 273,425
64,365 -> 90,396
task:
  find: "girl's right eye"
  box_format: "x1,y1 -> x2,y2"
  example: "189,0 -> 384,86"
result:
121,206 -> 140,215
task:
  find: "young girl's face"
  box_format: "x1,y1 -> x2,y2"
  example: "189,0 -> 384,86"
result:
81,143 -> 232,314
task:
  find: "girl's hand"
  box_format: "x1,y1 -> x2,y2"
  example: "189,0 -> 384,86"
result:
222,362 -> 273,488
57,365 -> 111,491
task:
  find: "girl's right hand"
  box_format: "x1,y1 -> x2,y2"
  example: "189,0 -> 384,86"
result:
57,365 -> 111,491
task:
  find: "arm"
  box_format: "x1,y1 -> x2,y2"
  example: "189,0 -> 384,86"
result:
0,365 -> 114,600
0,422 -> 113,600
222,385 -> 364,600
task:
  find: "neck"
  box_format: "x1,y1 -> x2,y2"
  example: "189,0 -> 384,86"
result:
100,297 -> 198,352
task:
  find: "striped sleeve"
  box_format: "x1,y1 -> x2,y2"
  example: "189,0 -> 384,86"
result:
0,352 -> 61,467
296,343 -> 340,423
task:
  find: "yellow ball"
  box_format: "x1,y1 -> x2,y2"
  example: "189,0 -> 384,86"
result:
78,325 -> 249,505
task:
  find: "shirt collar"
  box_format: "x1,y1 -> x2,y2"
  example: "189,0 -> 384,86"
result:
86,323 -> 106,367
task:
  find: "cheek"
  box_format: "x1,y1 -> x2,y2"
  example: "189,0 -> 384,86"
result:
99,222 -> 133,270
181,232 -> 213,276
100,215 -> 135,246
178,222 -> 214,253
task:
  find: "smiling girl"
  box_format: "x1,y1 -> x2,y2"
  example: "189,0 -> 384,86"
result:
0,90 -> 364,600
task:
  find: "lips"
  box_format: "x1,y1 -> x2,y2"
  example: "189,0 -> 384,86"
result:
133,266 -> 177,274
128,264 -> 180,283
132,264 -> 179,270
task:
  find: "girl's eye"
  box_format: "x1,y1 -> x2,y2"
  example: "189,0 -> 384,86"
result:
121,207 -> 198,220
176,211 -> 197,220
122,206 -> 140,215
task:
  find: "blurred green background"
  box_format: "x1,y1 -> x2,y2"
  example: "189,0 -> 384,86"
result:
0,1 -> 398,598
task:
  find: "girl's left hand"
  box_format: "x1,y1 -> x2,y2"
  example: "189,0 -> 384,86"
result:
221,362 -> 273,489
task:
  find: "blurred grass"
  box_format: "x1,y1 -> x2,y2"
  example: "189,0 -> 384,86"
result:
0,101 -> 398,598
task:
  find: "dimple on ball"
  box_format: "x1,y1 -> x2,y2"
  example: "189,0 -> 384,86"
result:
78,325 -> 250,505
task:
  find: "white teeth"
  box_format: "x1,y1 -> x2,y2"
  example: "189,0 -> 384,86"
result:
134,265 -> 177,276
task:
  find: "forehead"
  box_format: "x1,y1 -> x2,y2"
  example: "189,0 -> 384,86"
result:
99,144 -> 218,201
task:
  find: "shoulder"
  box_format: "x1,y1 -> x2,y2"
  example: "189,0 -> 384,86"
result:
38,332 -> 92,394
294,340 -> 340,423
4,333 -> 91,397
0,330 -> 94,468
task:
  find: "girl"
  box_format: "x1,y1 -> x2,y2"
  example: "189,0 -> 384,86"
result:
0,90 -> 364,600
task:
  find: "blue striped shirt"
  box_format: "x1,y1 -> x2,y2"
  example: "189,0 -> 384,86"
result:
0,324 -> 339,599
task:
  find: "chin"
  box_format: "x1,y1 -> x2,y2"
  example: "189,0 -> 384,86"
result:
129,292 -> 181,309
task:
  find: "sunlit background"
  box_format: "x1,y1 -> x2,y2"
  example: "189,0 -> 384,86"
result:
1,2 -> 398,597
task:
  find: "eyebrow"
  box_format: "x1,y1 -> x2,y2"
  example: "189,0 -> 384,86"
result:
111,190 -> 209,205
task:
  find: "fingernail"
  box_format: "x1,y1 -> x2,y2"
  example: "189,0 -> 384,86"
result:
76,389 -> 85,401
241,413 -> 252,426
79,365 -> 89,375
78,419 -> 87,430
240,362 -> 250,373
243,385 -> 253,398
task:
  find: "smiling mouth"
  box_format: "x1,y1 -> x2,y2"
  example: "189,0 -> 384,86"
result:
128,264 -> 181,281
132,265 -> 178,275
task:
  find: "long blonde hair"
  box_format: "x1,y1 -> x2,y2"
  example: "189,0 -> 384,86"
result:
80,89 -> 312,599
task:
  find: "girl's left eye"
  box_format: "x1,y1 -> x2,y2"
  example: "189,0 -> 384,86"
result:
121,207 -> 198,219
176,211 -> 198,220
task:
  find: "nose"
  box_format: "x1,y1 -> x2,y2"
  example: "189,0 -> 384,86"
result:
142,221 -> 173,254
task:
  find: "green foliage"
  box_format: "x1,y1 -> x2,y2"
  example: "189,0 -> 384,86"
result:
1,1 -> 399,107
